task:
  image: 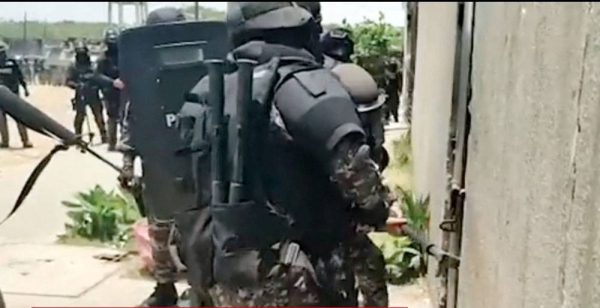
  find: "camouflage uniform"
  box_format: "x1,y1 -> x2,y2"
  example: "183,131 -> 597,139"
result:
179,3 -> 391,306
118,99 -> 179,305
332,135 -> 390,308
346,233 -> 388,306
319,28 -> 391,307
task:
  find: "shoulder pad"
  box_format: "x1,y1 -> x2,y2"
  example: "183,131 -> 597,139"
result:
274,67 -> 364,160
292,69 -> 327,98
331,63 -> 379,105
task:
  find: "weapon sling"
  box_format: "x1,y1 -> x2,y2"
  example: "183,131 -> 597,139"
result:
0,87 -> 124,225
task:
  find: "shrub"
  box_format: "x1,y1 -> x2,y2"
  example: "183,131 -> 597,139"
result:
61,185 -> 140,248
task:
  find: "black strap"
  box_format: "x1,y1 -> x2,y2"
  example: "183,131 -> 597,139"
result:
0,144 -> 69,225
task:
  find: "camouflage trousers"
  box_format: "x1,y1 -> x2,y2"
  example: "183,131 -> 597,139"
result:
148,217 -> 178,284
208,264 -> 322,306
346,233 -> 389,307
207,244 -> 358,307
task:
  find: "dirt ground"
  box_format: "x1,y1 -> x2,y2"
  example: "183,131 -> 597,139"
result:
0,85 -> 431,308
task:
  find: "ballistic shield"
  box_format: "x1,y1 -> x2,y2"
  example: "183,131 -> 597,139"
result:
118,21 -> 228,218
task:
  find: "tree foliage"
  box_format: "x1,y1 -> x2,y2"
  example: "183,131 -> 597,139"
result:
340,12 -> 403,84
341,12 -> 403,61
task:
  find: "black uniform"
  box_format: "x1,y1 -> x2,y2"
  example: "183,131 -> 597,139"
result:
0,44 -> 31,148
66,44 -> 107,141
384,62 -> 401,123
185,2 -> 391,306
97,28 -> 123,151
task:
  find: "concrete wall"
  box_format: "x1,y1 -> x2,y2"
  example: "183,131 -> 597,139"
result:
458,2 -> 600,308
410,2 -> 458,304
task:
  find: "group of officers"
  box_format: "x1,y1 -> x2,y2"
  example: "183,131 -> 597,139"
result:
0,28 -> 123,151
3,2 -> 407,307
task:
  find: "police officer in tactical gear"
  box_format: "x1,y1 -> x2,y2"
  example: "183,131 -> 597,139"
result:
66,42 -> 107,141
320,28 -> 355,69
117,7 -> 187,307
186,2 -> 391,306
384,60 -> 401,123
96,28 -> 123,151
0,41 -> 32,148
297,4 -> 391,306
330,63 -> 391,307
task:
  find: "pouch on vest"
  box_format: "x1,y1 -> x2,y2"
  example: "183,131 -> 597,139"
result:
177,100 -> 213,207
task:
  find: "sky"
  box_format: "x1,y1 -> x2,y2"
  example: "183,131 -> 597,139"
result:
0,2 -> 406,27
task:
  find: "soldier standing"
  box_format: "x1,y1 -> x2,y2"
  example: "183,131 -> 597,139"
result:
187,2 -> 392,306
96,28 -> 123,151
66,42 -> 107,141
116,7 -> 187,307
0,41 -> 32,148
384,61 -> 401,123
299,3 -> 391,306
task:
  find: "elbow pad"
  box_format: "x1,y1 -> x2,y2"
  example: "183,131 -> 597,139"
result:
274,68 -> 365,161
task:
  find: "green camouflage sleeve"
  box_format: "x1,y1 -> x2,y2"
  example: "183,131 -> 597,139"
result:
330,136 -> 390,228
116,100 -> 138,157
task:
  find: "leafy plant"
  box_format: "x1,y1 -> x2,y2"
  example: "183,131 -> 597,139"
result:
390,129 -> 412,170
370,187 -> 430,284
61,185 -> 140,248
397,186 -> 430,232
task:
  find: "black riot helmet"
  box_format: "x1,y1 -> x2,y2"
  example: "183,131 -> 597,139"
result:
295,2 -> 322,33
146,7 -> 187,25
320,28 -> 354,63
226,2 -> 313,45
104,28 -> 119,54
74,41 -> 90,65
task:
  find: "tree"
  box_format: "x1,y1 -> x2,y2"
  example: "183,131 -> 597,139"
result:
341,12 -> 403,85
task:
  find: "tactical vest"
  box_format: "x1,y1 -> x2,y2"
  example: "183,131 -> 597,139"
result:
98,53 -> 120,99
178,57 -> 357,290
71,65 -> 101,102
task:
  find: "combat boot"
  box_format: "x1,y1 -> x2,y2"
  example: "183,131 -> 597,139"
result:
139,283 -> 178,307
